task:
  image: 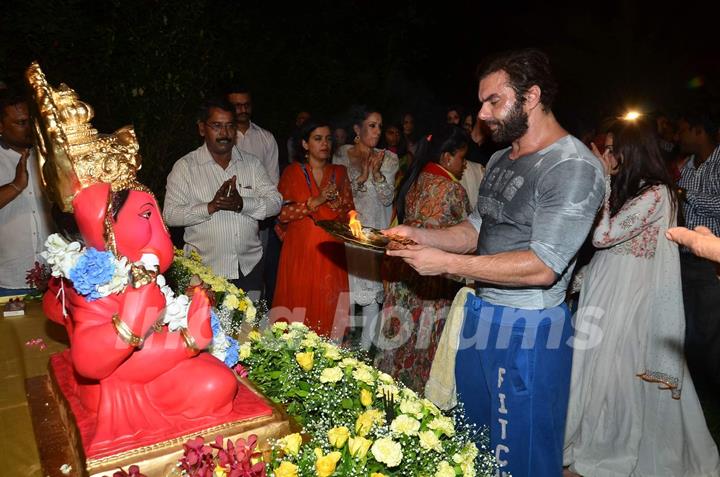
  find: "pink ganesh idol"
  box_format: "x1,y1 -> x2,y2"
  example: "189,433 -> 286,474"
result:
26,63 -> 274,462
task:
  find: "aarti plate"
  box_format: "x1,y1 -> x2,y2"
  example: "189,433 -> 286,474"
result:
315,220 -> 415,251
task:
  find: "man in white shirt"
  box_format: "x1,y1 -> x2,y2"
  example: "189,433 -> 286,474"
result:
226,85 -> 282,302
163,98 -> 281,300
226,84 -> 279,185
0,90 -> 54,294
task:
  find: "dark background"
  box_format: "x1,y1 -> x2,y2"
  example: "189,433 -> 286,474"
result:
2,0 -> 718,196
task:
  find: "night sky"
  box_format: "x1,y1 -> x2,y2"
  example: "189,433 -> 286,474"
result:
1,0 -> 718,176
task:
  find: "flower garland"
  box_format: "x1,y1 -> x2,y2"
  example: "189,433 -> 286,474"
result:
166,249 -> 261,367
42,234 -> 131,301
40,235 -> 260,369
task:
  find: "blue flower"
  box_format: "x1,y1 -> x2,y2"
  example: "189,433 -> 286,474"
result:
223,335 -> 239,367
68,248 -> 116,301
210,309 -> 221,335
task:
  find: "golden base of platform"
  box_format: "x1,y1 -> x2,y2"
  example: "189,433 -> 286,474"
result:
26,375 -> 295,477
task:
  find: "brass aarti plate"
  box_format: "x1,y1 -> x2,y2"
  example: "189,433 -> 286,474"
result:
316,220 -> 415,251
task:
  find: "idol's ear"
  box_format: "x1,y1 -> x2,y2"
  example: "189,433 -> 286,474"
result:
72,182 -> 111,250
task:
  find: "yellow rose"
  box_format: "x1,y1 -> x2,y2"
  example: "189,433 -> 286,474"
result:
280,432 -> 303,456
320,366 -> 343,384
314,450 -> 342,477
273,461 -> 298,477
434,461 -> 456,477
399,399 -> 424,418
273,321 -> 289,332
214,464 -> 227,477
390,415 -> 420,436
327,426 -> 350,448
239,298 -> 249,312
370,437 -> 403,468
355,409 -> 384,436
418,430 -> 443,452
360,388 -> 373,407
348,436 -> 372,458
296,352 -> 314,372
371,474 -> 388,477
248,330 -> 261,342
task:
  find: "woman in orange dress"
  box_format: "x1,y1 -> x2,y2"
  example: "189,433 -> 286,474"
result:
273,120 -> 355,339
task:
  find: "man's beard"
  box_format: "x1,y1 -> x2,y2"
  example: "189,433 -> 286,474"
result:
487,100 -> 529,144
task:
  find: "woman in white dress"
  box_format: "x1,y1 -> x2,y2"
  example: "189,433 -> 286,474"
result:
333,106 -> 399,349
563,118 -> 719,476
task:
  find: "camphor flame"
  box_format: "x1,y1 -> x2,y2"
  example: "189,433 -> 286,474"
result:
348,210 -> 368,241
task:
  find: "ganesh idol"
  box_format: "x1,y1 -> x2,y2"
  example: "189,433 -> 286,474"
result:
26,63 -> 271,460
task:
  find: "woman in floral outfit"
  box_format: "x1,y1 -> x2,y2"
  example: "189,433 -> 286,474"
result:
375,125 -> 470,392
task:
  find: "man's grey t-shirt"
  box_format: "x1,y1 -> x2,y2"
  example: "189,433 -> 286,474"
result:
467,135 -> 605,309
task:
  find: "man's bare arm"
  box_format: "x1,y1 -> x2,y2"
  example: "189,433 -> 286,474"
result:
385,220 -> 478,254
388,245 -> 556,287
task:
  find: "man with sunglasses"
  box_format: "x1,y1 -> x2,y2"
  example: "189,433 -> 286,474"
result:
163,97 -> 281,300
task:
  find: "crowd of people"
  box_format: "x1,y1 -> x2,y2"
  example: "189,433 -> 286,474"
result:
2,47 -> 720,476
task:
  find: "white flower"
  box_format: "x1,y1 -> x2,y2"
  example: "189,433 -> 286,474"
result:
370,437 -> 403,468
138,253 -> 159,271
323,343 -> 342,360
399,399 -> 424,418
421,398 -> 442,417
428,416 -> 456,437
289,322 -> 308,332
377,371 -> 394,384
340,357 -> 358,369
434,461 -> 455,477
352,366 -> 375,386
42,234 -> 82,277
96,256 -> 130,296
59,464 -> 72,475
245,303 -> 257,320
319,366 -> 343,383
418,430 -> 443,452
390,415 -> 420,436
210,333 -> 229,362
163,293 -> 190,331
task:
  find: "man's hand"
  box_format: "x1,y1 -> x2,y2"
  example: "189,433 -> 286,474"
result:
382,224 -> 427,246
386,244 -> 451,276
666,226 -> 720,263
13,149 -> 29,191
208,176 -> 243,214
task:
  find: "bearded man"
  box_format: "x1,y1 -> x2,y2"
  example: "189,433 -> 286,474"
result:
386,49 -> 605,477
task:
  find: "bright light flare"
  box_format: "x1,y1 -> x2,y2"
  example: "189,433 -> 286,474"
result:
622,110 -> 641,121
